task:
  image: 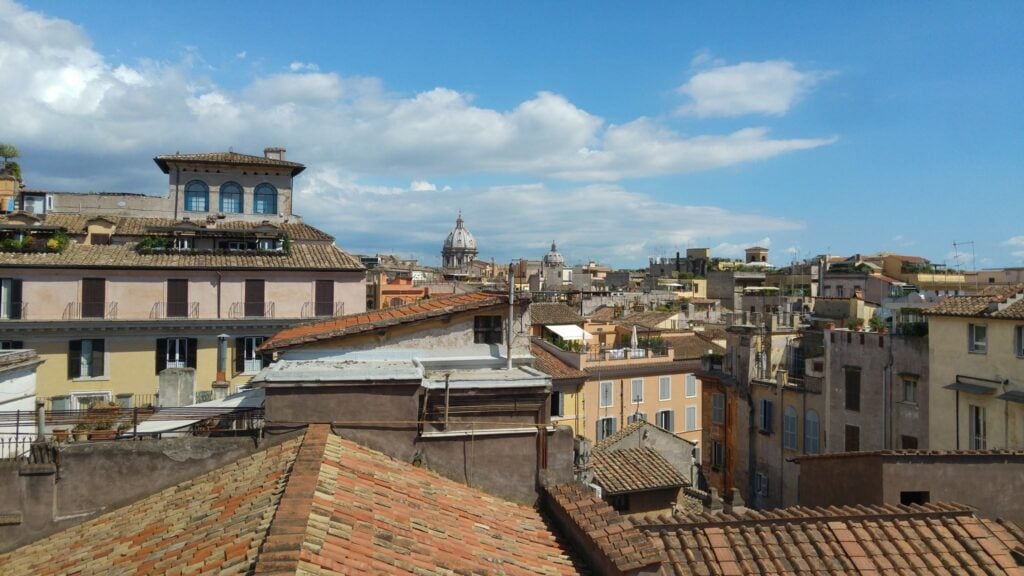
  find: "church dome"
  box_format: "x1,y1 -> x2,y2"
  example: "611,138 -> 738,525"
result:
543,241 -> 564,267
444,213 -> 477,251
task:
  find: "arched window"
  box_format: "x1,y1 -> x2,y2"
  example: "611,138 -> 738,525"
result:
783,406 -> 798,450
184,181 -> 208,212
804,410 -> 820,454
219,182 -> 243,213
254,183 -> 277,215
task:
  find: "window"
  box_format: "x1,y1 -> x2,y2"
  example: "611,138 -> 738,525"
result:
245,279 -> 265,318
685,374 -> 697,398
599,381 -> 613,408
596,417 -> 617,441
845,424 -> 860,452
711,441 -> 724,469
684,406 -> 696,432
783,406 -> 798,450
219,182 -> 243,213
804,410 -> 820,454
968,324 -> 987,354
754,472 -> 769,497
173,237 -> 193,250
257,238 -> 280,251
315,280 -> 335,317
0,278 -> 23,319
711,393 -> 725,424
551,391 -> 564,418
254,183 -> 278,214
167,279 -> 189,318
628,412 -> 647,424
969,404 -> 986,449
71,391 -> 111,411
900,491 -> 930,506
156,337 -> 197,374
837,285 -> 844,298
758,398 -> 773,433
845,368 -> 861,412
82,277 -> 106,319
224,241 -> 250,252
631,378 -> 644,404
656,409 -> 675,432
659,376 -> 671,401
0,340 -> 24,350
1015,326 -> 1024,358
902,379 -> 918,403
473,315 -> 503,344
235,336 -> 268,374
901,435 -> 918,449
184,180 -> 209,212
68,339 -> 105,379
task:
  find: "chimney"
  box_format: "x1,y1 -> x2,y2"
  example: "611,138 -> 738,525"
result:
264,147 -> 286,161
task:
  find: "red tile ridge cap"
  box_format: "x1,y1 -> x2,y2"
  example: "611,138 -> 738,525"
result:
252,424 -> 330,575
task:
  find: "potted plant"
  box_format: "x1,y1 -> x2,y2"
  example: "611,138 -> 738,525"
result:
72,423 -> 90,442
52,428 -> 70,443
86,401 -> 120,441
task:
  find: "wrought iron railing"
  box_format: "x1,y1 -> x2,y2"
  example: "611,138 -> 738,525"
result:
63,301 -> 117,320
0,301 -> 27,320
150,301 -> 200,319
228,301 -> 275,318
301,301 -> 345,318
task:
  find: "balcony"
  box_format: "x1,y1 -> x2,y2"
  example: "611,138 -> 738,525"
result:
228,301 -> 275,319
0,301 -> 27,320
150,301 -> 200,319
533,337 -> 673,371
63,301 -> 117,320
301,301 -> 345,319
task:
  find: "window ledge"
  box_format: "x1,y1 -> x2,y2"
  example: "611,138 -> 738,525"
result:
72,376 -> 110,382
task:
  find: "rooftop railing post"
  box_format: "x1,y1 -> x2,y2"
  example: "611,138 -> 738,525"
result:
133,406 -> 138,438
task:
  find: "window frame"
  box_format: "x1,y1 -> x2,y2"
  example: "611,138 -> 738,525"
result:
711,440 -> 724,469
235,336 -> 269,375
845,424 -> 861,452
969,404 -> 986,449
68,338 -> 106,380
219,181 -> 244,214
630,378 -> 644,404
1015,325 -> 1024,358
684,405 -> 697,432
711,392 -> 725,424
758,398 -> 773,433
184,180 -> 209,212
253,183 -> 278,215
599,381 -> 614,408
902,378 -> 918,404
656,409 -> 675,432
659,376 -> 671,401
783,405 -> 798,450
968,323 -> 987,354
70,391 -> 112,411
596,416 -> 617,441
550,390 -> 564,418
685,374 -> 697,398
473,315 -> 504,345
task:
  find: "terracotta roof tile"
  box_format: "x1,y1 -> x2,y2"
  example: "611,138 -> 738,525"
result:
927,284 -> 1024,319
530,341 -> 587,382
587,306 -> 616,322
261,291 -> 507,352
0,436 -> 303,575
531,302 -> 586,326
663,332 -> 725,360
614,311 -> 677,329
153,151 -> 305,175
590,447 -> 688,495
1,212 -> 334,241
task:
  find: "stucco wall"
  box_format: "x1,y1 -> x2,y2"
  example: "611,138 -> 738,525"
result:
583,370 -> 702,446
796,455 -> 885,507
880,458 -> 1024,525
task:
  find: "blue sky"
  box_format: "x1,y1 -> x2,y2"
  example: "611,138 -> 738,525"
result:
3,1 -> 1022,268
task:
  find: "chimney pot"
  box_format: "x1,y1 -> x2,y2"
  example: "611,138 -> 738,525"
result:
264,147 -> 286,161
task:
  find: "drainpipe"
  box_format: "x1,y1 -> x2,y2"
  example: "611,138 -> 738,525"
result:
507,263 -> 514,370
35,400 -> 46,440
955,389 -> 960,450
215,271 -> 222,319
443,373 -> 451,431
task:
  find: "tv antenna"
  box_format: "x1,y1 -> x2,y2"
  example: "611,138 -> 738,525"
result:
952,240 -> 977,292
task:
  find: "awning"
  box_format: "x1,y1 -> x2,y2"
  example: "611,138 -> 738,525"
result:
546,324 -> 592,341
130,388 -> 264,435
944,375 -> 1001,395
996,389 -> 1024,404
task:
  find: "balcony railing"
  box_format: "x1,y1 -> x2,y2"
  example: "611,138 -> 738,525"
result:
228,301 -> 275,319
0,301 -> 27,320
301,301 -> 345,318
586,346 -> 670,363
150,301 -> 200,319
63,301 -> 117,320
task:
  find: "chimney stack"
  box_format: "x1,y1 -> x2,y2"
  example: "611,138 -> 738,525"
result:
264,147 -> 286,161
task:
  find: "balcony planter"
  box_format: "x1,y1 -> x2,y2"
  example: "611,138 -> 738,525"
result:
72,424 -> 90,442
52,428 -> 69,443
89,429 -> 117,441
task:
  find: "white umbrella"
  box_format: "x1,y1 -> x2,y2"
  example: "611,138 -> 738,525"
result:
631,325 -> 639,350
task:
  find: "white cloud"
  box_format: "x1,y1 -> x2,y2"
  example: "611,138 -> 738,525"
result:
288,61 -> 319,72
712,238 -> 774,260
235,51 -> 247,60
1002,236 -> 1024,258
677,58 -> 831,117
0,1 -> 835,185
409,180 -> 437,192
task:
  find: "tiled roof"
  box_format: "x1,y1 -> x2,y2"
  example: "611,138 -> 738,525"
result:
291,427 -> 583,575
5,213 -> 335,241
587,306 -> 616,322
153,151 -> 306,175
593,419 -> 647,451
926,284 -> 1024,318
663,333 -> 725,360
531,302 -> 586,326
0,436 -> 303,575
0,241 -> 363,270
696,326 -> 727,342
261,291 -> 508,351
794,449 -> 1024,462
630,503 -> 1024,575
531,341 -> 588,382
545,483 -> 665,573
591,447 -> 688,495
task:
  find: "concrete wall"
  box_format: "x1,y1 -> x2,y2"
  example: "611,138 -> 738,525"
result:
0,435 -> 289,553
825,329 -> 930,452
927,315 -> 1024,450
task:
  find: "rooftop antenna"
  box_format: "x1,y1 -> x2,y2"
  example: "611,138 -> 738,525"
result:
953,240 -> 977,292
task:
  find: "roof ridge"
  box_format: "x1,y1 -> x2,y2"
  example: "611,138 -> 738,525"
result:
252,424 -> 330,574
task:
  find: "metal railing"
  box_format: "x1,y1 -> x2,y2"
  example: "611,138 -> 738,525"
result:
150,301 -> 200,319
0,301 -> 27,320
63,301 -> 118,320
228,301 -> 275,318
43,392 -> 227,412
301,301 -> 345,318
586,346 -> 670,362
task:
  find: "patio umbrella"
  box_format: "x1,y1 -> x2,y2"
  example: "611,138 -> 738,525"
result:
631,325 -> 639,350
